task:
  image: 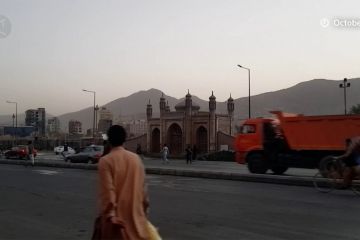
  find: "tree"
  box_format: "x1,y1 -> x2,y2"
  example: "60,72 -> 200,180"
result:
349,104 -> 360,114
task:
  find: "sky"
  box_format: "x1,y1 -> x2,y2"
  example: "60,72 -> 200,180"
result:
0,0 -> 360,116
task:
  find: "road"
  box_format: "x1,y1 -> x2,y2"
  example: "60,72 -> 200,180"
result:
0,164 -> 359,240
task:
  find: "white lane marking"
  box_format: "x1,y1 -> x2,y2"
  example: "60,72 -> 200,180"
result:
33,170 -> 60,175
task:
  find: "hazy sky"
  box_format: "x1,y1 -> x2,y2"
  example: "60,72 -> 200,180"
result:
1,0 -> 359,116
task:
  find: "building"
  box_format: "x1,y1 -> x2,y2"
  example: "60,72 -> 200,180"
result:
97,107 -> 113,133
47,117 -> 60,135
68,120 -> 82,135
146,91 -> 234,155
25,108 -> 46,136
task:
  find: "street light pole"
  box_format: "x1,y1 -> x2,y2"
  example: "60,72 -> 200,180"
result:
6,101 -> 18,143
82,89 -> 96,139
12,114 -> 15,146
339,78 -> 351,115
237,65 -> 251,119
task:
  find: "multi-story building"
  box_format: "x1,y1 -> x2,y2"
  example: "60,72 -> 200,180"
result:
68,120 -> 82,135
25,108 -> 46,136
47,117 -> 60,135
97,107 -> 113,133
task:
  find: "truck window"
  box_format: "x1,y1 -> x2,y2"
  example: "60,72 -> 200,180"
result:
240,124 -> 256,134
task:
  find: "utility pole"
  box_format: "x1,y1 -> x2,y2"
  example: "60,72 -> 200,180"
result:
339,78 -> 351,115
237,65 -> 251,119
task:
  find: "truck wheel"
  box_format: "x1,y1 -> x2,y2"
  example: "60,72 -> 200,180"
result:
271,165 -> 288,175
247,153 -> 268,174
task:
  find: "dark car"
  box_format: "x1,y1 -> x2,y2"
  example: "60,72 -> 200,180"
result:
4,145 -> 37,159
65,145 -> 103,164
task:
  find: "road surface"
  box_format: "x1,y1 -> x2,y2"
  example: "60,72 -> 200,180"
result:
0,164 -> 359,240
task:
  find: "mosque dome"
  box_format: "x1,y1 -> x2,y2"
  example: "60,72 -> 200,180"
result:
175,100 -> 200,112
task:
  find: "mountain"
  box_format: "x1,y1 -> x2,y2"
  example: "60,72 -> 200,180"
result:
242,78 -> 360,118
1,78 -> 359,131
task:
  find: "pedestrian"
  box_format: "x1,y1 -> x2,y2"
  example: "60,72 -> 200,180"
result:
136,143 -> 144,160
192,145 -> 197,161
186,145 -> 192,164
161,144 -> 169,164
64,143 -> 68,152
27,140 -> 35,166
101,140 -> 111,157
94,125 -> 152,240
61,143 -> 69,158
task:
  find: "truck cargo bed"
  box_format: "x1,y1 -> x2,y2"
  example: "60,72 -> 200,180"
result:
272,111 -> 360,151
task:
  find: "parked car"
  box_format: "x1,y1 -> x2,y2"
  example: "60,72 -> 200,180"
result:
65,145 -> 104,164
54,145 -> 76,155
4,145 -> 37,159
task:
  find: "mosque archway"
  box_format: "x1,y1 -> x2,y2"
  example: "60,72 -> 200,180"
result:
167,123 -> 183,155
151,128 -> 160,153
196,126 -> 208,153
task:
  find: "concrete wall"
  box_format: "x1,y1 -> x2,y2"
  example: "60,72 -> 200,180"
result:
124,134 -> 147,153
217,131 -> 235,151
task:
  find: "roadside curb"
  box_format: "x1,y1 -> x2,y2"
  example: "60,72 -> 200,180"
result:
0,160 -> 314,187
146,167 -> 314,187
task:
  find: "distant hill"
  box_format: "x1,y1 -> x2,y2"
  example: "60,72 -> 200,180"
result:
1,78 -> 359,131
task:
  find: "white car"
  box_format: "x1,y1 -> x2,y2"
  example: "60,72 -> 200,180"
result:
54,146 -> 76,155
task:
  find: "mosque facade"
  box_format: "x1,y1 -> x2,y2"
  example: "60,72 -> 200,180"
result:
146,91 -> 235,155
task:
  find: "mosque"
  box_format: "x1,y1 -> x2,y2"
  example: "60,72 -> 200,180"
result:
146,91 -> 235,155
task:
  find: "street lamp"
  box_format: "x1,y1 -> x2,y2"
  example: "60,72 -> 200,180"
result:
237,65 -> 251,119
339,78 -> 351,115
6,100 -> 17,143
82,89 -> 96,138
12,114 -> 15,146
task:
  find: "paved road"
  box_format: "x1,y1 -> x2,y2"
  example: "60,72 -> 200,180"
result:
0,165 -> 359,240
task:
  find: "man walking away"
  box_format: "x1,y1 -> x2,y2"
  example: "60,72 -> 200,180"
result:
27,141 -> 35,166
161,144 -> 169,164
97,125 -> 150,240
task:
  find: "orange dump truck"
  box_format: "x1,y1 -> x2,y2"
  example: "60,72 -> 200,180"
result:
235,111 -> 360,174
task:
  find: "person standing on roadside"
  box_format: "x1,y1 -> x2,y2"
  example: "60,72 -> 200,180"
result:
186,145 -> 192,164
161,144 -> 169,164
136,143 -> 144,160
96,125 -> 150,240
101,140 -> 111,157
27,140 -> 35,166
61,143 -> 69,158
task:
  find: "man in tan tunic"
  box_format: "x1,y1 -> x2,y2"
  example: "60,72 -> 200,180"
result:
98,125 -> 150,240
